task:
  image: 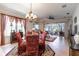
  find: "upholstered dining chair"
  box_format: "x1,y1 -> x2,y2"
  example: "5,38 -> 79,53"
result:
26,35 -> 39,56
39,32 -> 47,55
15,32 -> 26,55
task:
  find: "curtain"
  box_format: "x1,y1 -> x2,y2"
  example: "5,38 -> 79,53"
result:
1,14 -> 27,44
4,16 -> 17,44
23,20 -> 26,33
21,20 -> 25,35
4,16 -> 11,36
17,19 -> 21,32
15,18 -> 18,32
21,20 -> 25,39
4,16 -> 17,36
1,14 -> 6,45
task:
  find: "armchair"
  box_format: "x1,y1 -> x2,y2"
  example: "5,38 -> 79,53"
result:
15,32 -> 26,55
39,32 -> 47,55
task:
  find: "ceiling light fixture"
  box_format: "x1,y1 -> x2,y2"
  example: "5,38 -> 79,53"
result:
25,3 -> 38,22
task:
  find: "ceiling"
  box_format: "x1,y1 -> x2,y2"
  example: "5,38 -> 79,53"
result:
0,3 -> 78,19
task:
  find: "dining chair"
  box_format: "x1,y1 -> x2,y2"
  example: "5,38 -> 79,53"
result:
26,35 -> 39,56
15,32 -> 26,55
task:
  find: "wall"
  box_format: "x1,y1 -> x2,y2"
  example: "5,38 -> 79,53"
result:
72,5 -> 79,34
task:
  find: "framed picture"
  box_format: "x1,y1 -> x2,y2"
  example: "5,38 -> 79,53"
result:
74,17 -> 77,24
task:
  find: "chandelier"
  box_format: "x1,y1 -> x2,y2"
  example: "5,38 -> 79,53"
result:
25,3 -> 38,22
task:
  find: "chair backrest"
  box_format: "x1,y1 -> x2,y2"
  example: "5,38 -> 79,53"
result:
41,32 -> 47,43
27,31 -> 32,34
26,35 -> 39,48
26,35 -> 39,55
15,32 -> 22,47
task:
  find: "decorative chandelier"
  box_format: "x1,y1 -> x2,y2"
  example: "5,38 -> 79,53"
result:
25,3 -> 38,22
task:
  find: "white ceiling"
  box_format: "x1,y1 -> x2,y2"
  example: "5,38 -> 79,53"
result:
0,3 -> 78,19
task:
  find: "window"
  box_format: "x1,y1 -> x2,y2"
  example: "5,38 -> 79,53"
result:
21,20 -> 25,35
4,16 -> 16,36
12,20 -> 16,31
33,23 -> 39,30
3,15 -> 26,44
4,16 -> 11,36
17,20 -> 21,32
44,23 -> 65,34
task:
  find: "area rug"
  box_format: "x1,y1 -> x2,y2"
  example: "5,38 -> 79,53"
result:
46,37 -> 56,42
17,45 -> 55,56
41,45 -> 55,56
